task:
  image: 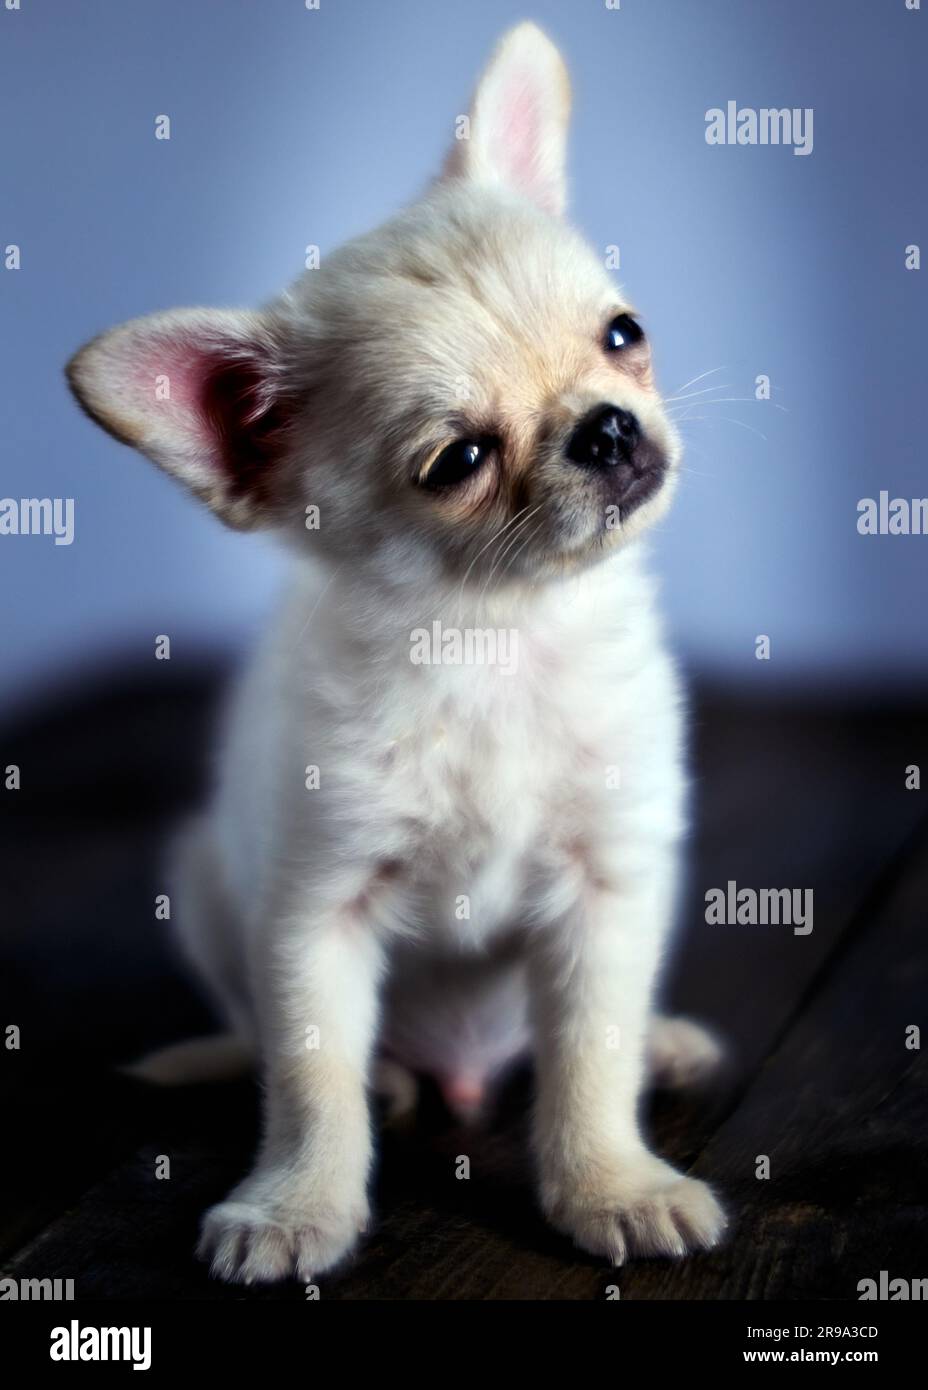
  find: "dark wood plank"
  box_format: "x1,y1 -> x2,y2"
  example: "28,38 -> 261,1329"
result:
618,811 -> 928,1299
658,689 -> 928,1146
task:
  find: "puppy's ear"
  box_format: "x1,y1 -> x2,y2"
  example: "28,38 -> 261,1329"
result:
443,22 -> 571,217
66,307 -> 292,530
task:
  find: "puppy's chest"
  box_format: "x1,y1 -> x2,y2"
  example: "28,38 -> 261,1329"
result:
365,679 -> 563,936
367,647 -> 610,852
384,698 -> 548,830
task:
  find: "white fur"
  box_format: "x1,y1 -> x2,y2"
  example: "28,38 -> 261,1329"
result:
70,23 -> 725,1282
186,550 -> 726,1279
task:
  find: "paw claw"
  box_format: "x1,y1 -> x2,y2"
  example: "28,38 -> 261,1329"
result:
547,1158 -> 726,1265
198,1194 -> 367,1285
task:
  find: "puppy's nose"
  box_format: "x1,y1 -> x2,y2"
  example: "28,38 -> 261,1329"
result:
566,404 -> 640,468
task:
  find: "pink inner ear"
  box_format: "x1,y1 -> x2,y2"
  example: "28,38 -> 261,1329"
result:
129,344 -> 201,417
128,336 -> 216,453
497,69 -> 554,211
131,335 -> 286,502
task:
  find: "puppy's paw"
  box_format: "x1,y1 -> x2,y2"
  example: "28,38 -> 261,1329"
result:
647,1015 -> 724,1090
198,1189 -> 368,1285
544,1155 -> 726,1265
371,1057 -> 419,1125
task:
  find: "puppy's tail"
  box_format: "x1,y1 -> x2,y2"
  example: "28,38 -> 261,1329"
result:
120,1033 -> 255,1086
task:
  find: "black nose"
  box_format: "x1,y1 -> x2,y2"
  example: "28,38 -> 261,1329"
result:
566,404 -> 639,468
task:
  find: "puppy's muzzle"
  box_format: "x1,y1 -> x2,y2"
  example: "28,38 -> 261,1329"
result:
565,403 -> 664,515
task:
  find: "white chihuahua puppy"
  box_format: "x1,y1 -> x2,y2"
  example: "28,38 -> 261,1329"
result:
68,24 -> 725,1283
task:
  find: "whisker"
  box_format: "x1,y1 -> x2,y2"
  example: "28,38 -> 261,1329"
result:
668,396 -> 787,414
493,519 -> 545,592
291,562 -> 343,651
668,365 -> 727,397
476,505 -> 543,617
456,504 -> 534,621
663,383 -> 733,404
673,413 -> 770,443
674,461 -> 716,479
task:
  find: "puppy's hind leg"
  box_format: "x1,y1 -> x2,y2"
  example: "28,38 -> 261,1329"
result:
121,1033 -> 254,1086
646,1015 -> 723,1091
124,817 -> 255,1083
371,1057 -> 419,1123
168,817 -> 253,1031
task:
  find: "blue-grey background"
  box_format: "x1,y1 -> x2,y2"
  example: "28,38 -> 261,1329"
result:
1,0 -> 925,709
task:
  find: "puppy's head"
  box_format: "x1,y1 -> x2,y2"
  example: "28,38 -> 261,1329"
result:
68,24 -> 680,591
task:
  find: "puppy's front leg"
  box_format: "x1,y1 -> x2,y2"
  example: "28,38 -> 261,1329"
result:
199,893 -> 384,1285
530,863 -> 725,1264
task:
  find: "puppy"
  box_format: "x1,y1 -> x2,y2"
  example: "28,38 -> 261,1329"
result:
68,23 -> 725,1282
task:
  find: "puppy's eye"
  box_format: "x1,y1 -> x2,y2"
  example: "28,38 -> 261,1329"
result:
605,314 -> 645,352
421,437 -> 493,490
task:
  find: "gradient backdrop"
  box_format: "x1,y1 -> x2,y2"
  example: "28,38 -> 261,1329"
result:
1,0 -> 925,708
